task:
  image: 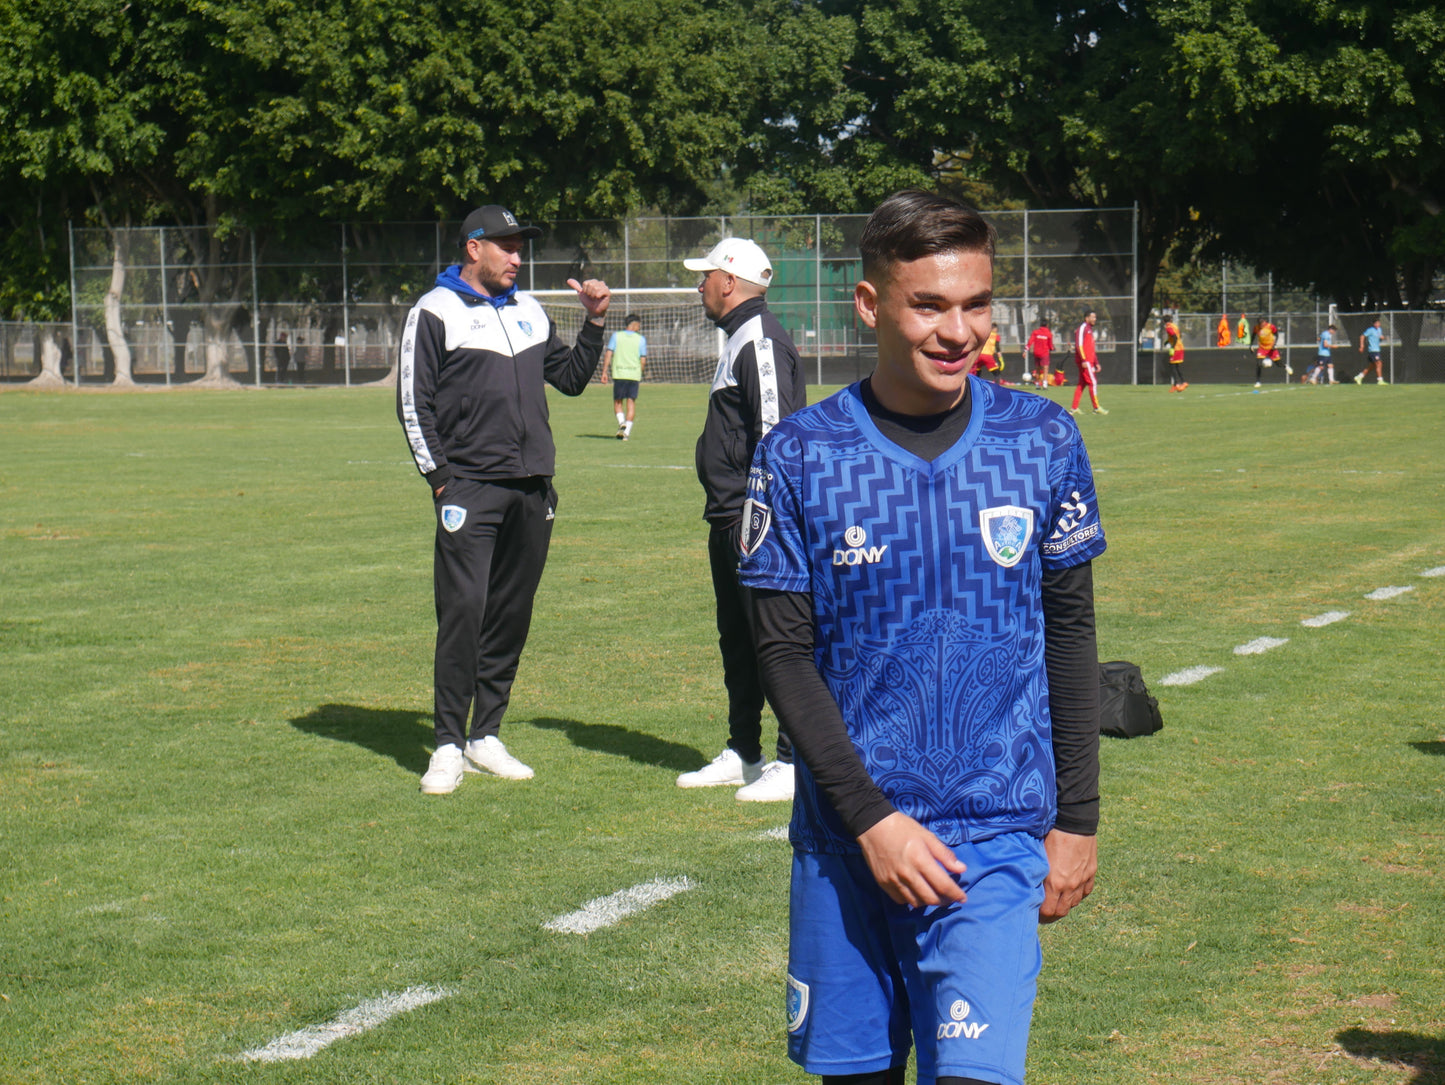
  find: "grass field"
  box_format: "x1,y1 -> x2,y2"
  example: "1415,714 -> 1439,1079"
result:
2,380 -> 1442,1085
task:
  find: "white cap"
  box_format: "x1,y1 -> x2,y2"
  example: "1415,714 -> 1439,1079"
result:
683,238 -> 773,287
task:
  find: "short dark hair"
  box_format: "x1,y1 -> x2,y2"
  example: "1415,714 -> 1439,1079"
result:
625,313 -> 641,326
859,190 -> 996,280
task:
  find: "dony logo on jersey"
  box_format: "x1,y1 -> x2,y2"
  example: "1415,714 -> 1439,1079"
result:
937,999 -> 990,1041
979,506 -> 1033,568
441,505 -> 467,533
834,525 -> 887,566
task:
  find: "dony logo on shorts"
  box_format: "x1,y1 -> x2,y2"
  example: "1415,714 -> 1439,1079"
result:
833,525 -> 887,566
937,999 -> 990,1041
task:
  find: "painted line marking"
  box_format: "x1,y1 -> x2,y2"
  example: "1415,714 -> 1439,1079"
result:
1421,567 -> 1445,578
757,825 -> 790,841
1302,611 -> 1350,628
1159,666 -> 1223,687
236,985 -> 453,1063
1364,585 -> 1414,601
1235,637 -> 1289,655
543,877 -> 694,935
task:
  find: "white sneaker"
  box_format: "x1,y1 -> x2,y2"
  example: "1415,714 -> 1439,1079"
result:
1354,372 -> 1365,384
736,760 -> 795,803
1284,364 -> 1294,377
677,747 -> 764,788
420,744 -> 466,794
464,735 -> 534,780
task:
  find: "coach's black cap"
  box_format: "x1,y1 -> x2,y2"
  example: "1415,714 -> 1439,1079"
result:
458,205 -> 542,247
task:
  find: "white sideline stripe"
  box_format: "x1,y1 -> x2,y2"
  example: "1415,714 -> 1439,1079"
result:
236,986 -> 453,1063
1421,566 -> 1445,578
1302,611 -> 1350,628
757,825 -> 790,841
1159,665 -> 1223,687
544,877 -> 694,935
1365,585 -> 1414,600
1234,636 -> 1289,655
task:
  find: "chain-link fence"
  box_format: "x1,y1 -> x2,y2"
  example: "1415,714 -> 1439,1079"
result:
4,209 -> 1139,386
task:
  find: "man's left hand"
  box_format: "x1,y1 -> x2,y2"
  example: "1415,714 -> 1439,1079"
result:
568,277 -> 610,320
1040,829 -> 1096,923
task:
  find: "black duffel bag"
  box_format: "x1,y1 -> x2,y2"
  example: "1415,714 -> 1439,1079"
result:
1098,661 -> 1163,738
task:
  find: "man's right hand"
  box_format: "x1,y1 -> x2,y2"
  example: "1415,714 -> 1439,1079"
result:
857,811 -> 967,908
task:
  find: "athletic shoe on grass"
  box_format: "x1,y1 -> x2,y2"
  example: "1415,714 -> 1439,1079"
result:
677,747 -> 764,789
736,760 -> 795,803
464,735 -> 534,780
420,744 -> 466,794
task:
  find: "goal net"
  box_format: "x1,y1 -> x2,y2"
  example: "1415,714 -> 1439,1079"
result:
532,289 -> 718,384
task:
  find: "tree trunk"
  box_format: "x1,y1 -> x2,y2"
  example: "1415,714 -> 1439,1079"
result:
105,235 -> 135,386
26,326 -> 66,388
196,306 -> 242,386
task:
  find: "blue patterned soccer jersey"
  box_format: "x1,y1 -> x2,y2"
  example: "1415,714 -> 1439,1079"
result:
738,378 -> 1107,853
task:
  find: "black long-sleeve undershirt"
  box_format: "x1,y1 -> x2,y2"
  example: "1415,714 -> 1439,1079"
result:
751,379 -> 1101,842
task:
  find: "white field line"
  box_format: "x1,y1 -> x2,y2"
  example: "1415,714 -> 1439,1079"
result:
1159,665 -> 1223,687
236,985 -> 453,1063
1301,611 -> 1350,628
543,877 -> 694,935
1364,585 -> 1415,601
1234,637 -> 1289,655
1421,566 -> 1445,578
757,825 -> 790,841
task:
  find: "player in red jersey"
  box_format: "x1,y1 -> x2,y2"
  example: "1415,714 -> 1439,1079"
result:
1027,320 -> 1055,388
1070,311 -> 1107,414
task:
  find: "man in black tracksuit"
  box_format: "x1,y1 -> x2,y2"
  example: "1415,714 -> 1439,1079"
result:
677,238 -> 808,802
398,204 -> 611,794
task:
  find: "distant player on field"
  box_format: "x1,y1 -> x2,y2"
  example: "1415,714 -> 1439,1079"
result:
1252,317 -> 1287,388
972,322 -> 1002,382
1070,310 -> 1107,414
1354,318 -> 1388,384
741,189 -> 1106,1085
1026,319 -> 1054,387
1303,324 -> 1340,384
1164,316 -> 1188,392
600,313 -> 647,439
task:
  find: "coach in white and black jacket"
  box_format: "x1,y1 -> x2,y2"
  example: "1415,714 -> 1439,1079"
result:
677,238 -> 808,802
398,204 -> 610,795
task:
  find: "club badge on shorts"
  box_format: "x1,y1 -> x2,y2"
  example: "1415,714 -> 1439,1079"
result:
979,505 -> 1033,568
786,973 -> 809,1033
441,505 -> 467,533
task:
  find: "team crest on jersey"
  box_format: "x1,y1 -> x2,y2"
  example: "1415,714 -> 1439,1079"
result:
979,505 -> 1033,567
786,974 -> 809,1033
739,497 -> 771,556
518,320 -> 534,338
441,505 -> 467,533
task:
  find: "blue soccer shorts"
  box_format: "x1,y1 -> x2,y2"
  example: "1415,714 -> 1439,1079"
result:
786,833 -> 1048,1085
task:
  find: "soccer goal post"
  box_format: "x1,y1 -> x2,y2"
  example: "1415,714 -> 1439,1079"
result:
532,289 -> 718,384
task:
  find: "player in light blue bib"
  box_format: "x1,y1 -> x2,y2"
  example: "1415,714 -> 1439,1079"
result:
1354,319 -> 1387,384
741,190 -> 1107,1085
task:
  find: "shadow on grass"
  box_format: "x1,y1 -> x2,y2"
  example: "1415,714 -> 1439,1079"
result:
1337,1028 -> 1445,1084
1410,741 -> 1445,757
530,717 -> 703,772
290,704 -> 432,774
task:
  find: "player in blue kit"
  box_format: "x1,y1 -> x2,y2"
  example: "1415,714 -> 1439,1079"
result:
738,190 -> 1106,1085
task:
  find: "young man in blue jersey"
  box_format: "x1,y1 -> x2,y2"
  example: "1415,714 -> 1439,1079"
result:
739,189 -> 1106,1085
